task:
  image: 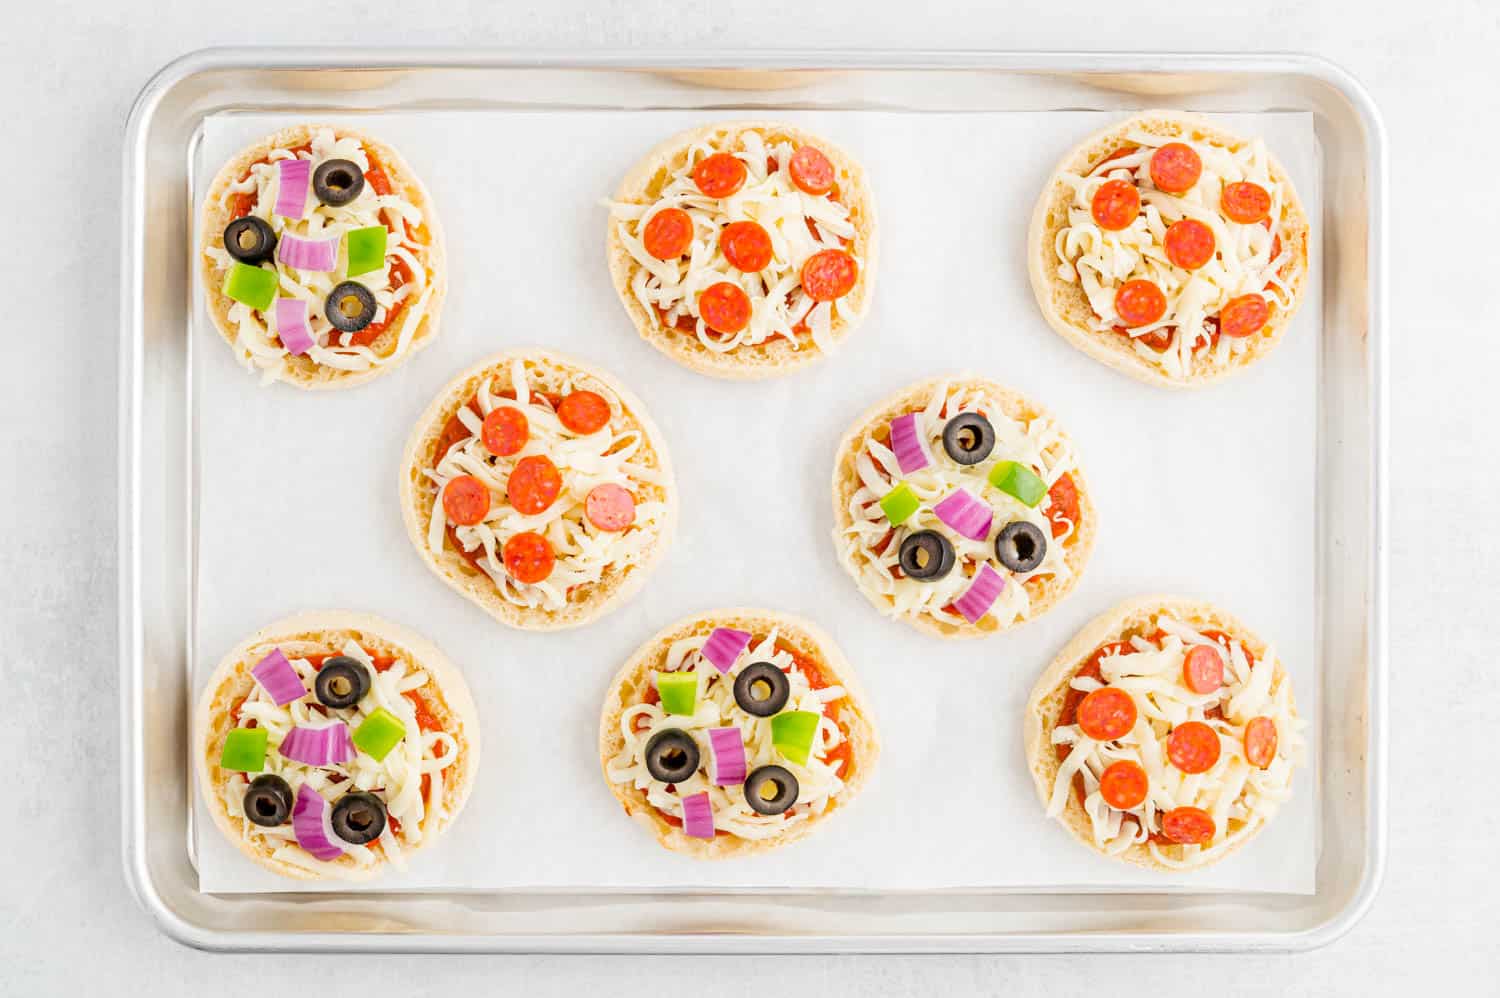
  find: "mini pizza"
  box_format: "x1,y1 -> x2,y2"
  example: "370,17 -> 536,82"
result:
400,349 -> 677,631
199,124 -> 445,388
1024,597 -> 1304,871
1028,111 -> 1310,387
605,120 -> 877,379
831,376 -> 1095,639
194,612 -> 479,881
600,609 -> 878,857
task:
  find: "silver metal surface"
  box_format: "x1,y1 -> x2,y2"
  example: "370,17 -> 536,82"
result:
119,47 -> 1387,953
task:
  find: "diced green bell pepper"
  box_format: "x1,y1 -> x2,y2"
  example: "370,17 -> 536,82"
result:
345,226 -> 387,277
223,262 -> 278,312
351,706 -> 406,762
770,710 -> 821,766
988,460 -> 1048,507
879,482 -> 920,526
655,671 -> 698,716
220,727 -> 268,772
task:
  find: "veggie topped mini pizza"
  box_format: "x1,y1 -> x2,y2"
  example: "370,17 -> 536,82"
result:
832,376 -> 1095,638
1024,597 -> 1304,871
200,124 -> 445,388
195,612 -> 479,881
600,609 -> 878,857
400,349 -> 677,631
606,121 -> 877,379
1028,111 -> 1309,387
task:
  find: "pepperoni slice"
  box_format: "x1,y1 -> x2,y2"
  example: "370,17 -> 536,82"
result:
1090,179 -> 1140,231
1076,687 -> 1137,742
692,152 -> 747,198
1182,644 -> 1225,694
642,207 -> 694,260
800,248 -> 858,302
718,220 -> 774,272
1163,218 -> 1216,270
1149,142 -> 1203,194
1135,327 -> 1174,351
481,406 -> 528,457
585,483 -> 637,532
1160,806 -> 1216,845
698,281 -> 752,334
506,455 -> 562,515
1244,716 -> 1279,769
1166,721 -> 1222,774
1221,181 -> 1272,224
557,390 -> 611,435
1218,294 -> 1270,338
1045,473 -> 1080,539
441,475 -> 490,526
1114,279 -> 1167,327
1096,760 -> 1148,810
502,531 -> 555,584
788,145 -> 835,195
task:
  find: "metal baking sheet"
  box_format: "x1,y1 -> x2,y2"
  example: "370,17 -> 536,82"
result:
119,48 -> 1387,952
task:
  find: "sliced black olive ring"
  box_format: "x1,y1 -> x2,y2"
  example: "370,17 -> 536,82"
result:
330,791 -> 387,845
314,655 -> 372,709
733,662 -> 791,717
644,728 -> 701,784
223,216 -> 277,265
743,765 -> 799,816
941,412 -> 996,465
898,529 -> 957,582
242,773 -> 294,828
994,520 -> 1048,573
312,158 -> 366,207
324,281 -> 378,333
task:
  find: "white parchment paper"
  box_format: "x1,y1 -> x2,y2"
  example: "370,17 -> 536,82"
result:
192,108 -> 1320,894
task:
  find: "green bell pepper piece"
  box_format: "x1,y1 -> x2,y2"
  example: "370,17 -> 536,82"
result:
351,706 -> 406,762
879,482 -> 920,526
220,727 -> 268,772
771,710 -> 821,766
345,226 -> 387,277
655,671 -> 698,716
988,460 -> 1048,507
223,262 -> 278,312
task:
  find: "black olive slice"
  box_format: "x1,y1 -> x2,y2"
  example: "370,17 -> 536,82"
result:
314,656 -> 372,709
941,413 -> 996,465
644,729 -> 701,784
223,216 -> 277,265
242,774 -> 294,827
898,529 -> 956,581
994,520 -> 1048,573
743,765 -> 799,816
733,662 -> 791,717
324,281 -> 378,333
330,791 -> 387,845
312,158 -> 366,207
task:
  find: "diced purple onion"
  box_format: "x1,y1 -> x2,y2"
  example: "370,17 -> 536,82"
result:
276,233 -> 338,272
700,628 -> 752,675
681,791 -> 714,839
953,564 -> 1006,624
933,488 -> 994,541
274,158 -> 311,219
250,648 -> 305,706
278,722 -> 355,767
273,298 -> 315,355
291,783 -> 344,861
889,412 -> 932,475
707,727 -> 747,786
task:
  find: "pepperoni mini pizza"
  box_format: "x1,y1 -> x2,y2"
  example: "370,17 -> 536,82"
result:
605,121 -> 878,379
1023,597 -> 1304,871
1028,111 -> 1310,387
599,608 -> 879,857
400,349 -> 677,631
199,124 -> 446,389
831,376 -> 1096,639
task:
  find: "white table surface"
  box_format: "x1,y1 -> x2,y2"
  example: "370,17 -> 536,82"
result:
1,0 -> 1491,992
